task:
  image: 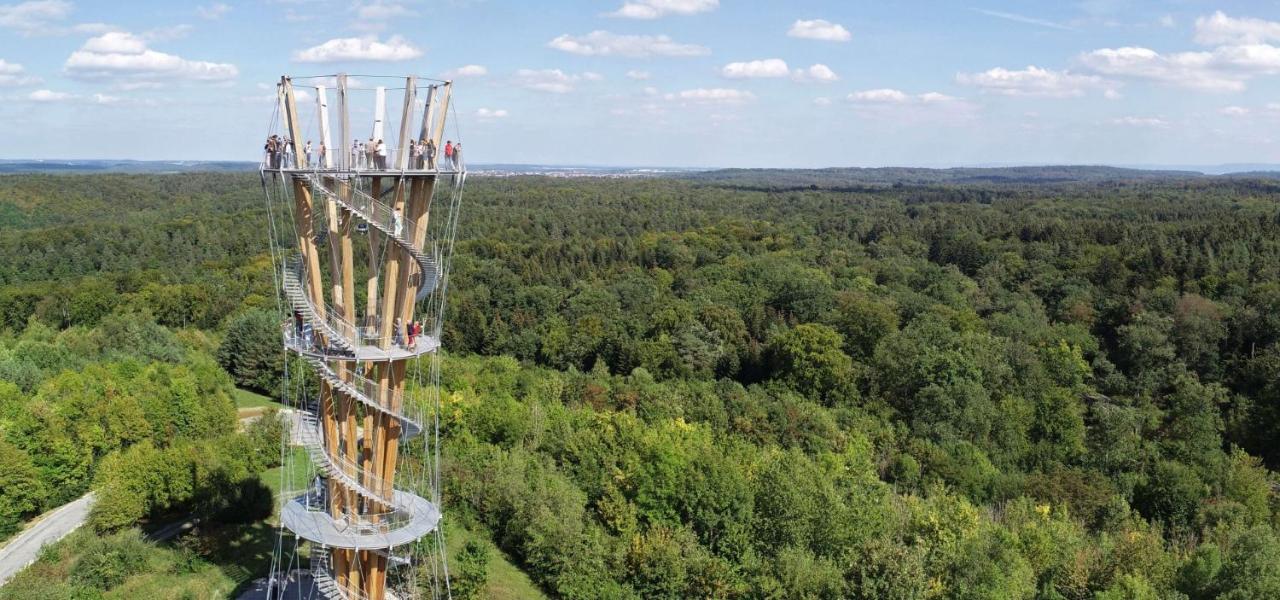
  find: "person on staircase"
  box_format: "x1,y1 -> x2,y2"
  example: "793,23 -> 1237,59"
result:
393,207 -> 404,238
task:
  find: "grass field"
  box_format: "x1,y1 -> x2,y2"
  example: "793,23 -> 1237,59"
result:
262,446 -> 313,496
233,387 -> 284,410
445,521 -> 548,600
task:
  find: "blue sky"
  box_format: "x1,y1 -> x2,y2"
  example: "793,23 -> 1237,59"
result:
3,0 -> 1280,167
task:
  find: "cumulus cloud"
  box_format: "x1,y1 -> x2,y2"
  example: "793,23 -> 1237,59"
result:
1194,11 -> 1280,46
443,64 -> 487,78
293,36 -> 422,62
787,19 -> 851,42
848,88 -> 976,122
721,58 -> 789,79
28,88 -> 72,101
956,65 -> 1109,97
65,31 -> 238,82
1077,45 -> 1280,92
1111,116 -> 1169,128
849,88 -> 911,103
792,63 -> 838,83
547,30 -> 709,58
0,58 -> 40,85
626,69 -> 651,80
663,87 -> 754,104
1219,105 -> 1249,116
608,0 -> 717,19
515,69 -> 600,94
813,96 -> 832,106
196,2 -> 230,20
0,0 -> 69,35
475,107 -> 508,119
0,1 -> 113,36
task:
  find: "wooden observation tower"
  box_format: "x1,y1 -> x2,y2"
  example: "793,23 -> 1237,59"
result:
261,73 -> 465,600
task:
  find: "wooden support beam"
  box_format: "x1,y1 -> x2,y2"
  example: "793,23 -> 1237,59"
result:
281,77 -> 305,165
317,86 -> 333,168
395,76 -> 416,170
431,82 -> 452,151
337,74 -> 350,171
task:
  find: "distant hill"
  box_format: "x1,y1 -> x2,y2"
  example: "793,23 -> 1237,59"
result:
681,165 -> 1223,188
0,160 -> 258,174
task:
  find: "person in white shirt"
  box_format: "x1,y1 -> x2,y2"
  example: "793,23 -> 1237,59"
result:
304,141 -> 313,168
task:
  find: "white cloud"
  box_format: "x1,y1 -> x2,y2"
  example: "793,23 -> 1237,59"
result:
1220,105 -> 1249,116
1077,45 -> 1280,92
0,58 -> 40,85
293,36 -> 422,62
358,0 -> 412,21
1158,15 -> 1175,28
547,30 -> 709,58
475,107 -> 508,119
608,0 -> 717,20
515,69 -> 590,94
65,31 -> 239,82
663,87 -> 754,104
1111,116 -> 1168,128
443,64 -> 487,78
0,0 -> 69,35
1194,11 -> 1280,46
196,2 -> 230,20
626,69 -> 651,80
91,92 -> 120,104
813,96 -> 832,106
28,88 -> 71,101
721,58 -> 789,79
847,88 -> 976,122
849,88 -> 910,103
582,71 -> 604,81
787,19 -> 852,42
956,65 -> 1108,97
792,63 -> 838,83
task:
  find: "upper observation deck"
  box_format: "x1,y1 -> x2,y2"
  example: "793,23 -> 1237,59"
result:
262,73 -> 464,179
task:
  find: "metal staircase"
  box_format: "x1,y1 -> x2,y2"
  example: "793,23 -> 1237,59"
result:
301,175 -> 439,302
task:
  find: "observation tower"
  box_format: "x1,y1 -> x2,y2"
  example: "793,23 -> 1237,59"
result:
259,74 -> 465,599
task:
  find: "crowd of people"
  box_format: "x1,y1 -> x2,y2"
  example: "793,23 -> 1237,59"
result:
265,134 -> 462,171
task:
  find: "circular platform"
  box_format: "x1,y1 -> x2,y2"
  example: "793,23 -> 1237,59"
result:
280,491 -> 441,550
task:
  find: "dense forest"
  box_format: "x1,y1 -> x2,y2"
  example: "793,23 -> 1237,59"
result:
1,170 -> 1279,598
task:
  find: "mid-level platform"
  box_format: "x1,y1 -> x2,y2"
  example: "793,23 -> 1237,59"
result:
280,491 -> 441,550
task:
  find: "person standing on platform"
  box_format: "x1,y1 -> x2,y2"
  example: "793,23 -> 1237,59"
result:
425,139 -> 436,170
366,137 -> 376,170
351,140 -> 360,169
377,139 -> 388,169
319,142 -> 327,167
453,143 -> 462,170
443,140 -> 453,170
408,139 -> 419,169
304,141 -> 313,168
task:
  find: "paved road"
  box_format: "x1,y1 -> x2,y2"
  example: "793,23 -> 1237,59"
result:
0,493 -> 95,587
0,411 -> 289,589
